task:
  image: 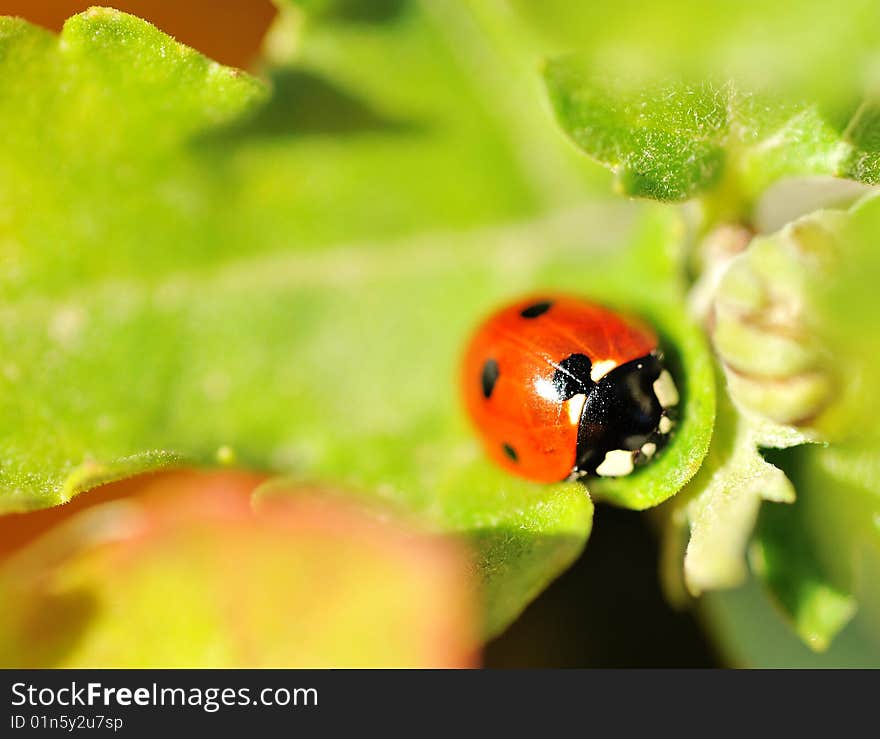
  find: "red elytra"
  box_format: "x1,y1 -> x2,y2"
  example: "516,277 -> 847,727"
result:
461,295 -> 667,483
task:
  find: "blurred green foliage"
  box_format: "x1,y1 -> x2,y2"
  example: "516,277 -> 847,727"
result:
512,0 -> 880,108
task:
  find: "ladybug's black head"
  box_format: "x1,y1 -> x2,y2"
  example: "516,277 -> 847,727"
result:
564,353 -> 678,478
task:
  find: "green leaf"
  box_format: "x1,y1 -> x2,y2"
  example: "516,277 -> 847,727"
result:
701,577 -> 880,668
0,11 -> 267,301
787,444 -> 880,642
542,62 -> 729,201
543,59 -> 861,207
660,373 -> 802,597
703,442 -> 880,663
842,100 -> 880,183
0,6 -> 611,639
0,475 -> 478,667
751,483 -> 856,651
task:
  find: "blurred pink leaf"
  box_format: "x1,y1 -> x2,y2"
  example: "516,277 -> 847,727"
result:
0,472 -> 478,667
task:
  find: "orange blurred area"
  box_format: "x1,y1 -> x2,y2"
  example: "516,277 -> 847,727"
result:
0,471 -> 478,668
0,470 -> 267,560
0,0 -> 276,68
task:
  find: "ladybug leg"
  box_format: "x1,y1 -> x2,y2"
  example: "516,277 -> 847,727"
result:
565,467 -> 589,483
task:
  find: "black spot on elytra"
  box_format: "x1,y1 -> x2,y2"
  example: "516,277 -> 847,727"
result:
481,358 -> 500,399
551,353 -> 594,401
502,443 -> 519,462
520,301 -> 553,319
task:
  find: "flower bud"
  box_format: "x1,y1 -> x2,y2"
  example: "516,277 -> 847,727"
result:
709,211 -> 845,428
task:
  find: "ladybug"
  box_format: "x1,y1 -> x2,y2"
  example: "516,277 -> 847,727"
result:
461,295 -> 678,482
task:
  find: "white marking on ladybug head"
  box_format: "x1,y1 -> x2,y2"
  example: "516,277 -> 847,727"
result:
659,415 -> 673,434
653,370 -> 679,409
590,359 -> 617,382
641,442 -> 657,458
595,449 -> 635,477
566,393 -> 587,425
